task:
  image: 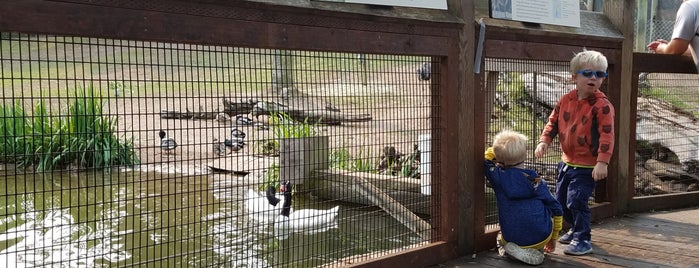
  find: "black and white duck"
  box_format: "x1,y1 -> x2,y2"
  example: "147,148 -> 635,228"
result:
224,138 -> 245,153
236,114 -> 253,125
231,128 -> 246,139
274,180 -> 340,239
159,130 -> 177,154
245,185 -> 284,223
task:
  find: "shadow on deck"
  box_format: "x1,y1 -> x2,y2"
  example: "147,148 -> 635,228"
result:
433,206 -> 699,268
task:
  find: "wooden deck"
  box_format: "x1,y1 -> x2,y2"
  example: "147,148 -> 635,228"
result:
432,206 -> 699,268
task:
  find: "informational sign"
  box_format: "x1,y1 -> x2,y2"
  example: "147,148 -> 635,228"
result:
490,0 -> 580,28
315,0 -> 448,10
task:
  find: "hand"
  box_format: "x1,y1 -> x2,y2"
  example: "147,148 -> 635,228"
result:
647,39 -> 668,53
592,162 -> 608,181
484,147 -> 495,161
544,239 -> 556,253
534,142 -> 548,158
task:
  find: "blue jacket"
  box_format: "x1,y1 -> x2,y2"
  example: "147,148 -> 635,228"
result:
484,160 -> 563,246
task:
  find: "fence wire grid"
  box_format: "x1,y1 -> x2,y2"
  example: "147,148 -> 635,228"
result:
482,58 -> 699,231
0,33 -> 438,267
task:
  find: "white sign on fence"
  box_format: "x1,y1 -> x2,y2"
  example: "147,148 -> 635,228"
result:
314,0 -> 447,10
491,0 -> 580,28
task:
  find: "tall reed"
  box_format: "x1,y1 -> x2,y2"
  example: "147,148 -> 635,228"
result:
0,88 -> 139,171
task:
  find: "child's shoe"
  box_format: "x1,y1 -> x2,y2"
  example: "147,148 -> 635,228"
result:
563,240 -> 593,255
504,242 -> 545,265
558,230 -> 574,244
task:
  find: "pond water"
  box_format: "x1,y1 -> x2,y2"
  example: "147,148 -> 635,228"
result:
0,168 -> 422,267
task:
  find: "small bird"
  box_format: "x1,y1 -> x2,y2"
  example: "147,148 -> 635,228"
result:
325,102 -> 341,112
159,130 -> 177,154
417,62 -> 430,81
224,138 -> 245,153
231,128 -> 246,139
213,138 -> 227,156
215,113 -> 231,124
236,114 -> 253,125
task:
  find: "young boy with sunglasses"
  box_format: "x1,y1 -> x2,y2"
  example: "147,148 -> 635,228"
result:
534,49 -> 615,256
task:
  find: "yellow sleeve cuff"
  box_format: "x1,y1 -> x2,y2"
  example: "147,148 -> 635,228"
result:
552,216 -> 563,240
484,147 -> 496,161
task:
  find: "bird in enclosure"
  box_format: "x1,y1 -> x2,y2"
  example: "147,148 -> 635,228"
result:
215,113 -> 231,124
231,128 -> 246,139
224,138 -> 245,153
236,114 -> 253,125
246,185 -> 284,223
417,62 -> 430,81
274,180 -> 340,239
213,138 -> 227,156
159,130 -> 177,154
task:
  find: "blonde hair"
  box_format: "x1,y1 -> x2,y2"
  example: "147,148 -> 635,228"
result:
570,49 -> 608,73
492,130 -> 528,166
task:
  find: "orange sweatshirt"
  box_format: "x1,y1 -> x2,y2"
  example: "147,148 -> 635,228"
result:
539,89 -> 615,166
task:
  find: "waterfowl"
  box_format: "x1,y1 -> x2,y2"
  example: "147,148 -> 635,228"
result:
274,181 -> 340,239
224,138 -> 245,153
231,128 -> 246,139
417,62 -> 430,81
213,138 -> 227,156
246,186 -> 284,223
236,114 -> 253,125
159,130 -> 177,154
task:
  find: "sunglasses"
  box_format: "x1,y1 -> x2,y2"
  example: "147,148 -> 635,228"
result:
576,69 -> 608,78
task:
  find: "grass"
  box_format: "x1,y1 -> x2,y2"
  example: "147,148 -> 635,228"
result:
329,146 -> 376,173
0,87 -> 139,171
1,35 -> 427,99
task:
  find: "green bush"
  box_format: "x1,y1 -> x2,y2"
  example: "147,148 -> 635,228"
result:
0,88 -> 139,171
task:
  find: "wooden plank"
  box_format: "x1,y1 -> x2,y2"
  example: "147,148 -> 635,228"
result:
347,241 -> 459,268
0,0 -> 454,55
629,192 -> 699,213
312,169 -> 431,240
633,53 -> 698,74
604,0 -> 636,213
449,0 -> 478,256
206,156 -> 277,174
435,207 -> 699,268
484,39 -> 620,63
352,176 -> 432,240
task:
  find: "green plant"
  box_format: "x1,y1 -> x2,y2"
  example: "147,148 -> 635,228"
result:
260,163 -> 280,192
329,146 -> 376,173
255,112 -> 317,157
66,88 -> 139,170
329,147 -> 352,170
0,101 -> 29,163
271,112 -> 316,139
0,87 -> 139,171
400,151 -> 420,178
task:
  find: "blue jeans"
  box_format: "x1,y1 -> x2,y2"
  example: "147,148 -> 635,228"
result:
556,162 -> 595,242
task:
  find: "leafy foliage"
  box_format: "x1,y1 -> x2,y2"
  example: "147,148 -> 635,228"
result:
0,87 -> 139,171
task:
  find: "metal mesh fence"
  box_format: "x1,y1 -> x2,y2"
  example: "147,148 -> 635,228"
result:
0,33 -> 437,267
635,72 -> 699,196
482,58 -> 572,230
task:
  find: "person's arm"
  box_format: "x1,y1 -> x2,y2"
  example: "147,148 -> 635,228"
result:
648,1 -> 696,57
535,101 -> 563,158
593,101 -> 615,181
648,38 -> 692,56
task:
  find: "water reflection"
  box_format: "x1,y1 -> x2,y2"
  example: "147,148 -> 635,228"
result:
0,170 -> 422,267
